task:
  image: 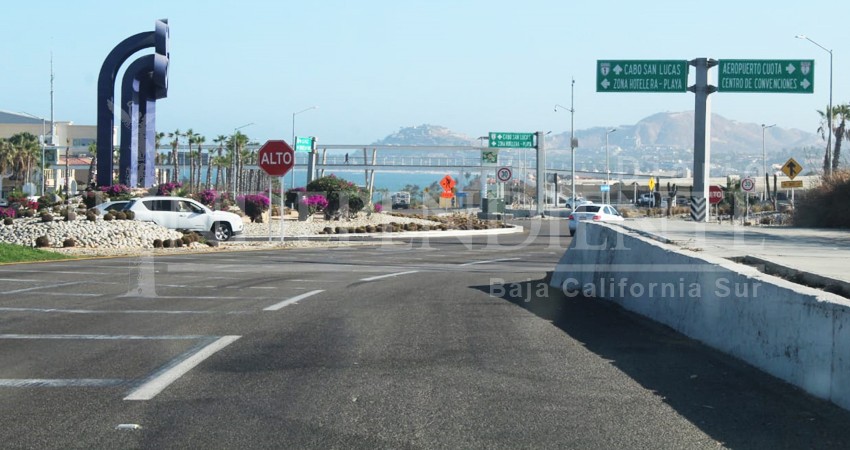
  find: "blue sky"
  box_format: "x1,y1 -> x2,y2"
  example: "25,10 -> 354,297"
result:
2,0 -> 844,144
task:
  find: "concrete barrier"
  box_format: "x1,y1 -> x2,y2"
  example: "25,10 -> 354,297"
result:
550,221 -> 850,411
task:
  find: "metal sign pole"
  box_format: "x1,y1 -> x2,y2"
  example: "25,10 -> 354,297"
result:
268,177 -> 273,242
280,176 -> 286,243
689,57 -> 717,223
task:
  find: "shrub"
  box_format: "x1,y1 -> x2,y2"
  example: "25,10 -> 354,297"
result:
300,195 -> 329,215
82,190 -> 101,209
0,207 -> 16,219
197,189 -> 218,207
62,208 -> 76,221
153,239 -> 163,248
35,236 -> 50,247
163,239 -> 173,248
114,211 -> 127,220
373,203 -> 383,213
63,238 -> 76,248
237,194 -> 270,223
99,184 -> 132,200
103,213 -> 115,221
124,210 -> 135,220
175,239 -> 184,248
40,212 -> 54,223
86,211 -> 98,222
285,187 -> 306,208
305,175 -> 362,217
793,171 -> 850,228
3,217 -> 12,225
156,181 -> 183,196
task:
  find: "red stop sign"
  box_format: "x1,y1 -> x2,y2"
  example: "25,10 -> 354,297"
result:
709,185 -> 723,204
257,140 -> 294,176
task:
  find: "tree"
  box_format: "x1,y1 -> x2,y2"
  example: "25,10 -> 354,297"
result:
168,129 -> 182,183
155,131 -> 166,184
87,141 -> 97,185
817,104 -> 850,174
212,135 -> 228,190
184,129 -> 197,189
7,132 -> 39,188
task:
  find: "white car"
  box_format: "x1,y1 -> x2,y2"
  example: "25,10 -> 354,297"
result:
567,204 -> 624,236
125,196 -> 244,241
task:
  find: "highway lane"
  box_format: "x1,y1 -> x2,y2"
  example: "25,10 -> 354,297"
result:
0,220 -> 849,448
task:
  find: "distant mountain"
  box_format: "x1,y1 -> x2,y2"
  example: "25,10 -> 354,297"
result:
371,124 -> 476,146
546,111 -> 821,154
369,114 -> 822,156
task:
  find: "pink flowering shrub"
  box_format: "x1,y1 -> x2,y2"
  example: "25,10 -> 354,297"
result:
237,194 -> 270,223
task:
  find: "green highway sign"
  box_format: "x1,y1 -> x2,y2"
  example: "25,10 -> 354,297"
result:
294,136 -> 315,153
488,132 -> 534,148
597,60 -> 688,92
717,60 -> 814,93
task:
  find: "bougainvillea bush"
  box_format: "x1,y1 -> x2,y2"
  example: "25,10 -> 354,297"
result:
300,194 -> 329,215
99,184 -> 132,200
197,189 -> 218,207
157,181 -> 183,196
305,175 -> 366,217
237,194 -> 270,223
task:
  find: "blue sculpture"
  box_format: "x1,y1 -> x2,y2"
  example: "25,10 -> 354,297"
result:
96,19 -> 168,187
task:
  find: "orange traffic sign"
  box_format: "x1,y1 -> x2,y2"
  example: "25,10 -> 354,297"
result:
782,157 -> 802,180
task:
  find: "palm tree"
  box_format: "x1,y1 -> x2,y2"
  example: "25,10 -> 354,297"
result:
155,131 -> 166,184
184,129 -> 196,189
212,135 -> 227,190
194,134 -> 206,191
168,129 -> 182,183
87,141 -> 97,186
8,132 -> 39,188
231,131 -> 249,194
817,104 -> 850,173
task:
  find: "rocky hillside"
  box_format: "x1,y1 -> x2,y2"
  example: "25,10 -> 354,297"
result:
371,124 -> 476,147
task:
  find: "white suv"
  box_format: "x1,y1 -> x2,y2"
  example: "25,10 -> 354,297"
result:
125,196 -> 244,241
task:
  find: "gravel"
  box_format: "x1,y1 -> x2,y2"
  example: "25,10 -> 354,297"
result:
0,213 -> 442,258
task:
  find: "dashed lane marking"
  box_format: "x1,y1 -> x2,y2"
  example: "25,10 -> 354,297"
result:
124,335 -> 241,401
263,290 -> 325,311
360,270 -> 420,282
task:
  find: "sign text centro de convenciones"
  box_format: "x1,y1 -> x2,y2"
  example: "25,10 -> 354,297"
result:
488,132 -> 534,148
717,60 -> 814,93
597,60 -> 688,93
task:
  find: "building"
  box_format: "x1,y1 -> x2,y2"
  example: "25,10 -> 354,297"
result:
0,110 -> 113,195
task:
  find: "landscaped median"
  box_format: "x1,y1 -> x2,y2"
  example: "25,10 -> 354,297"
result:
0,211 -> 520,259
550,221 -> 850,411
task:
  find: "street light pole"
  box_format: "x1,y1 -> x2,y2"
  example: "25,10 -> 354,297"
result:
761,123 -> 775,200
606,128 -> 616,204
232,122 -> 254,200
291,106 -> 317,189
555,78 -> 576,208
796,34 -> 833,175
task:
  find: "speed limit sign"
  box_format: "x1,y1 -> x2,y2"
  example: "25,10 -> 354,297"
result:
496,167 -> 512,182
741,177 -> 755,192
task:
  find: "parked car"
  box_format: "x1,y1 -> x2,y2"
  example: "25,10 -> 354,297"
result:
0,198 -> 7,207
89,200 -> 130,217
567,204 -> 624,236
636,193 -> 655,206
124,196 -> 244,241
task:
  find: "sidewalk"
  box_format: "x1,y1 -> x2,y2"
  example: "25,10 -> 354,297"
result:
619,218 -> 850,287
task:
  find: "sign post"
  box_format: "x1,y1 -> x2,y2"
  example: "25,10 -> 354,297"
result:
741,177 -> 755,221
258,140 -> 295,242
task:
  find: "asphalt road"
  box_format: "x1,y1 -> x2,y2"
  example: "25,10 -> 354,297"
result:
1,219 -> 849,449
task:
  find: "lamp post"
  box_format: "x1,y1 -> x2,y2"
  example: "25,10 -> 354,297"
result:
291,106 -> 317,189
605,128 -> 616,204
761,123 -> 775,200
555,78 -> 576,208
232,122 -> 254,200
796,34 -> 833,175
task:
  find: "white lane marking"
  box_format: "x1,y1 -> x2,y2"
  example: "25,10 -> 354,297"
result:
0,334 -> 207,340
124,335 -> 241,401
37,292 -> 101,297
0,379 -> 125,387
0,307 -> 251,315
263,290 -> 325,311
459,258 -> 521,267
360,270 -> 420,282
4,281 -> 83,294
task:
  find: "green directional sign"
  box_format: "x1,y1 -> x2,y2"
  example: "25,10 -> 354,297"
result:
717,59 -> 814,93
488,132 -> 534,148
597,60 -> 688,93
294,136 -> 315,153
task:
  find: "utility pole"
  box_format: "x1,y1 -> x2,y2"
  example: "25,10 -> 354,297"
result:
688,58 -> 717,222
